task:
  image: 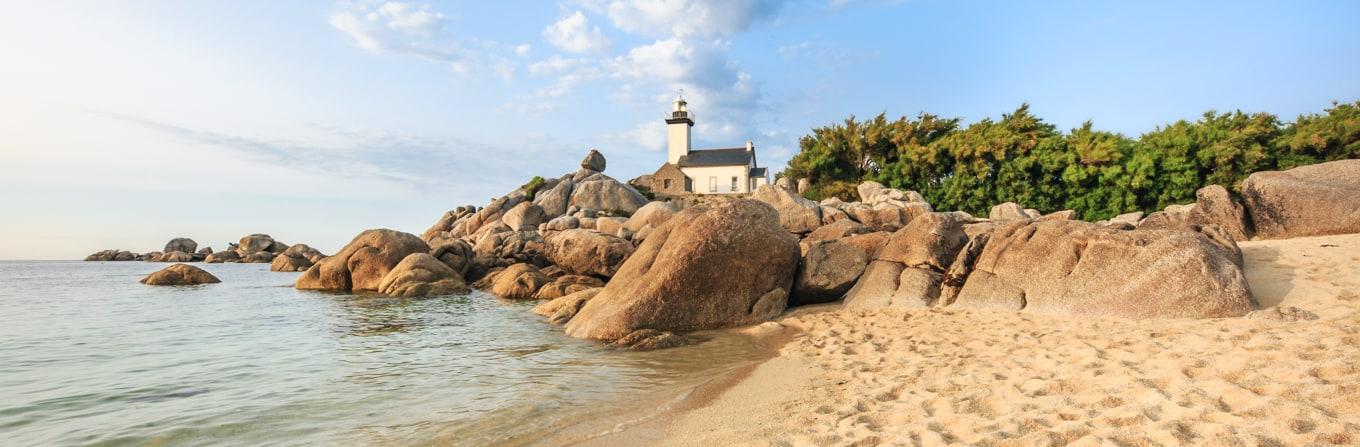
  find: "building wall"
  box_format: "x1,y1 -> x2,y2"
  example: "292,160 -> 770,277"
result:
681,165 -> 750,194
751,175 -> 770,190
667,123 -> 690,164
651,163 -> 690,195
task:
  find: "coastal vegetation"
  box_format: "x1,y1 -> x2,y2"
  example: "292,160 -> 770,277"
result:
785,101 -> 1360,220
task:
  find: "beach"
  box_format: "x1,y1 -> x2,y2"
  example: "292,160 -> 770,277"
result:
594,233 -> 1360,446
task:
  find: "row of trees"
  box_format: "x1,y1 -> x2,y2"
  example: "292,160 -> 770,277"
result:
784,101 -> 1359,220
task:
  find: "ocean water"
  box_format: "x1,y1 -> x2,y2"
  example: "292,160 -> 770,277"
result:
0,261 -> 766,446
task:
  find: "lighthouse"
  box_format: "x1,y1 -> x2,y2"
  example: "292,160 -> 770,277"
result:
666,95 -> 693,164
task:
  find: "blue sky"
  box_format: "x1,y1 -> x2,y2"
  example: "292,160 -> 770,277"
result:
1,0 -> 1357,259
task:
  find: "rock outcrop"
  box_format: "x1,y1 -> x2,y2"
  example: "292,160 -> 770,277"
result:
502,202 -> 548,231
295,229 -> 430,292
565,199 -> 799,342
544,229 -> 634,278
581,149 -> 606,172
804,219 -> 872,243
163,238 -> 198,255
141,264 -> 220,286
376,253 -> 470,298
204,250 -> 241,263
569,178 -> 649,214
1186,185 -> 1254,241
1241,159 -> 1360,239
842,213 -> 969,309
532,288 -> 603,325
989,202 -> 1029,221
488,263 -> 551,299
946,220 -> 1255,319
431,240 -> 474,277
85,249 -> 138,262
532,275 -> 605,300
791,239 -> 868,305
624,201 -> 678,233
752,184 -> 822,234
269,244 -> 325,272
156,251 -> 195,263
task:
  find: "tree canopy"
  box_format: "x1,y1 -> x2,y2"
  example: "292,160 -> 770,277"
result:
784,101 -> 1360,220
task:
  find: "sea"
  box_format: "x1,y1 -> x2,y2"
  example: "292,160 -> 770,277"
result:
0,261 -> 768,446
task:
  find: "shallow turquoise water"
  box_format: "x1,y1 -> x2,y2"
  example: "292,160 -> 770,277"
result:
0,261 -> 762,446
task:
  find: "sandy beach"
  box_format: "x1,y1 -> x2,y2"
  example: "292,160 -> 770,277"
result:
591,233 -> 1360,446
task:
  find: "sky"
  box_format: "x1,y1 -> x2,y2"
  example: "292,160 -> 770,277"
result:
1,0 -> 1357,260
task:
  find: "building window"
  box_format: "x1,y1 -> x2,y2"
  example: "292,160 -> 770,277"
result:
663,179 -> 672,190
685,177 -> 692,192
708,176 -> 717,192
750,178 -> 756,191
731,176 -> 738,191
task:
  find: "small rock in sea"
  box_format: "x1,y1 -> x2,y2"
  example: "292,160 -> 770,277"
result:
141,264 -> 220,286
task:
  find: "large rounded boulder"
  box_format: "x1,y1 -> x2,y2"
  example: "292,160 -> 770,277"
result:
1186,185 -> 1253,241
270,244 -> 324,272
569,178 -> 649,214
1241,159 -> 1360,239
544,229 -> 634,278
947,220 -> 1255,319
163,238 -> 198,255
487,263 -> 551,299
842,212 -> 970,310
238,234 -> 278,255
141,264 -> 220,286
565,199 -> 800,342
751,184 -> 822,234
295,229 -> 430,292
791,239 -> 868,305
377,253 -> 469,298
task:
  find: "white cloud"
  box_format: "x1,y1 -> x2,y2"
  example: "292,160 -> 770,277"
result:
329,2 -> 519,80
606,38 -> 760,141
375,1 -> 446,36
597,0 -> 788,39
543,11 -> 611,54
515,43 -> 532,56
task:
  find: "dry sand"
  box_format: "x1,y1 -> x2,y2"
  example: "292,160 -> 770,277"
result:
593,233 -> 1360,446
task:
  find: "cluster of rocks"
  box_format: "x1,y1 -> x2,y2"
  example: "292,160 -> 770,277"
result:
418,149 -> 652,284
85,237 -> 214,262
506,158 -> 1360,348
91,234 -> 328,272
295,229 -> 471,298
128,150 -> 1350,346
1106,160 -> 1359,242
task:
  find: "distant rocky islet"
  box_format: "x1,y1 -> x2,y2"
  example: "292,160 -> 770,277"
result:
98,151 -> 1360,349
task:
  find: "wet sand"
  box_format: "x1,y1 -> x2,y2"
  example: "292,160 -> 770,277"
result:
592,233 -> 1360,446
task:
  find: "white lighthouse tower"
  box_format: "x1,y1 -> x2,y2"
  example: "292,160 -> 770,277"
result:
666,94 -> 693,164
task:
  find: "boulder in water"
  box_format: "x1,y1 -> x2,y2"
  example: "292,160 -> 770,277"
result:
487,263 -> 551,299
295,229 -> 430,292
141,264 -> 220,286
377,253 -> 470,298
163,238 -> 198,255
